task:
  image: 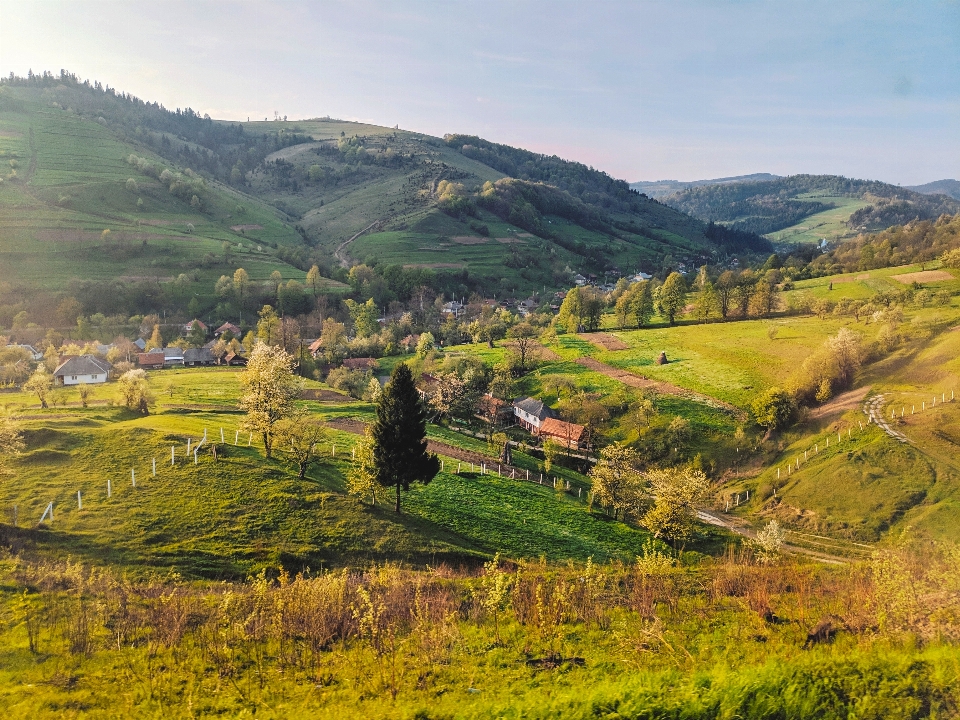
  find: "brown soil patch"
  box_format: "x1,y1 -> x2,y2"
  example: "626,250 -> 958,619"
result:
575,357 -> 745,418
806,386 -> 870,422
230,224 -> 264,232
451,236 -> 488,245
890,270 -> 953,284
504,340 -> 561,362
496,237 -> 525,244
517,233 -> 534,238
830,273 -> 870,284
300,388 -> 350,402
577,332 -> 629,351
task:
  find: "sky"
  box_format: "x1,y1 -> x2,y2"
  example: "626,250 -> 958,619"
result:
1,0 -> 958,185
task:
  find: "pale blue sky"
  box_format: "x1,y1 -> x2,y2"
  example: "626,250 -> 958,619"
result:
1,1 -> 957,185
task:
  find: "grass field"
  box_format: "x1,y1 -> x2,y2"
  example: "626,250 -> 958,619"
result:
767,195 -> 871,244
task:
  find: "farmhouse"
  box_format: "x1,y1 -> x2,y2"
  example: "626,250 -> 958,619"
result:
538,417 -> 587,450
513,397 -> 556,432
53,355 -> 111,386
214,322 -> 241,338
184,319 -> 208,335
137,352 -> 165,370
183,348 -> 215,366
477,394 -> 514,427
162,347 -> 185,366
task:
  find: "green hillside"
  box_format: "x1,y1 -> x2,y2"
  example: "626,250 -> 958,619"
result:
0,71 -> 770,302
664,174 -> 960,241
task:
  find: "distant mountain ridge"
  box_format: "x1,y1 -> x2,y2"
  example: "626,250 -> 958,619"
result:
661,174 -> 960,237
907,179 -> 960,201
630,174 -> 781,199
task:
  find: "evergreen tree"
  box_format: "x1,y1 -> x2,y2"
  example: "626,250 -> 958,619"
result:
373,364 -> 440,513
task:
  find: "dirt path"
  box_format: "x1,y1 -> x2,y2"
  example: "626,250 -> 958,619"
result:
863,393 -> 908,443
335,220 -> 381,267
574,357 -> 746,419
807,386 -> 871,422
577,333 -> 629,351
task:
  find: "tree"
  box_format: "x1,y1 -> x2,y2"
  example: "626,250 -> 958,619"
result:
24,367 -> 52,409
117,368 -> 150,414
415,332 -> 435,357
542,437 -> 563,474
657,272 -> 687,325
750,386 -> 796,432
233,268 -> 250,318
693,281 -> 720,323
642,467 -> 709,545
346,298 -> 379,338
430,372 -> 466,422
557,287 -> 584,332
715,271 -> 736,319
751,520 -> 786,564
507,322 -> 538,373
238,343 -> 302,459
614,291 -> 631,330
145,324 -> 164,351
77,382 -> 91,408
581,288 -> 606,332
827,327 -> 864,390
187,321 -> 207,348
256,305 -> 281,346
347,427 -> 378,504
372,364 -> 440,513
631,280 -> 655,328
275,412 -> 327,480
589,443 -> 644,520
306,264 -> 322,296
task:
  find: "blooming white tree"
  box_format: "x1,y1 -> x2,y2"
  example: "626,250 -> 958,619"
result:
238,343 -> 302,458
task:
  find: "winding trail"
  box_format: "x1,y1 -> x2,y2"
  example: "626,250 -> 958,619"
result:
334,220 -> 382,267
863,393 -> 909,443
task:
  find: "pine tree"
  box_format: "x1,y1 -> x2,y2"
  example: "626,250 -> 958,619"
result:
373,364 -> 440,513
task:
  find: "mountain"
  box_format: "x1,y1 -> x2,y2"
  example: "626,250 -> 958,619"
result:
662,174 -> 960,240
907,179 -> 960,201
630,173 -> 781,199
0,71 -> 773,309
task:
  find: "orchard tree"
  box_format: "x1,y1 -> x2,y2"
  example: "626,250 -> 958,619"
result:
589,442 -> 644,520
657,272 -> 687,325
23,367 -> 52,409
507,321 -> 538,373
642,466 -> 709,546
750,386 -> 797,433
117,368 -> 150,414
238,343 -> 302,459
373,364 -> 440,513
347,427 -> 378,504
275,412 -> 327,480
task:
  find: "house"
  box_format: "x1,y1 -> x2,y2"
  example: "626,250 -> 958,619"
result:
513,397 -> 556,433
162,347 -> 185,366
184,319 -> 208,335
6,344 -> 42,361
183,348 -> 215,366
538,417 -> 587,450
307,338 -> 324,357
137,352 -> 165,370
133,338 -> 147,351
214,322 -> 241,338
416,372 -> 440,400
573,274 -> 587,286
518,297 -> 538,316
53,355 -> 111,386
476,394 -> 514,427
632,272 -> 653,282
342,357 -> 379,371
441,300 -> 463,317
223,351 -> 247,366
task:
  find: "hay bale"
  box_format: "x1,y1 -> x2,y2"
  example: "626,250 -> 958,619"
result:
656,351 -> 668,365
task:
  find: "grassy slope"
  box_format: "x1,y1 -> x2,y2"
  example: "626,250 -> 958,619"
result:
0,93 -> 339,291
767,195 -> 871,244
2,367 -> 656,578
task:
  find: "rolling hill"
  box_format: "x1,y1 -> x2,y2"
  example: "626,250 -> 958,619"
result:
630,173 -> 781,199
907,179 -> 960,201
0,71 -> 774,306
661,174 -> 960,243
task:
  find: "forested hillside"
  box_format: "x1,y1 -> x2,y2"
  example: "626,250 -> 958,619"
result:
665,174 -> 960,237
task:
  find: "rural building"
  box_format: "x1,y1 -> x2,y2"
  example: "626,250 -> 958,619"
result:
6,344 -> 43,361
573,274 -> 587,286
184,319 -> 208,335
214,322 -> 240,338
513,397 -> 556,432
417,372 -> 440,400
441,300 -> 463,317
307,338 -> 324,357
342,357 -> 379,371
162,347 -> 185,366
137,352 -> 165,370
538,417 -> 587,450
183,348 -> 215,366
53,355 -> 111,386
223,351 -> 247,366
476,394 -> 514,427
133,338 -> 147,351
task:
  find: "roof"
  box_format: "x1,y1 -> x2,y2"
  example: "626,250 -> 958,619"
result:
138,352 -> 165,365
215,322 -> 240,335
539,417 -> 586,443
185,319 -> 208,331
513,397 -> 555,421
133,338 -> 147,350
163,347 -> 185,358
478,394 -> 512,415
183,348 -> 215,363
342,357 -> 378,370
53,355 -> 111,377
